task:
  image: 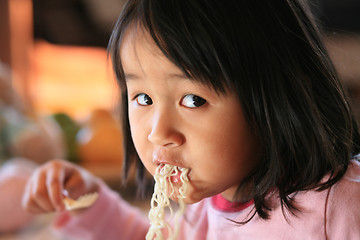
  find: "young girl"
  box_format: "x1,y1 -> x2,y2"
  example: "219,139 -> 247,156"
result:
22,0 -> 360,239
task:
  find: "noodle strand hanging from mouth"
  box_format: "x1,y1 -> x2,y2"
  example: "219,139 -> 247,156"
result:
146,164 -> 189,240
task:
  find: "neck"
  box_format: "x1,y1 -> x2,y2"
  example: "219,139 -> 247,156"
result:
220,183 -> 253,202
220,187 -> 238,202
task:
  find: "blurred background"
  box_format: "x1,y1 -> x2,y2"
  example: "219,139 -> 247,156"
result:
314,0 -> 360,120
0,1 -> 133,238
0,0 -> 128,185
0,0 -> 359,238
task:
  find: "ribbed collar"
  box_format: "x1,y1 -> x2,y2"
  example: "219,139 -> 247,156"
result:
211,194 -> 254,212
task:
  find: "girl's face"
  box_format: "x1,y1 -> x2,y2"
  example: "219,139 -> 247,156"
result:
120,29 -> 259,204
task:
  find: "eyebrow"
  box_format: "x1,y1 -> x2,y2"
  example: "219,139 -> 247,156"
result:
124,73 -> 190,82
124,73 -> 139,81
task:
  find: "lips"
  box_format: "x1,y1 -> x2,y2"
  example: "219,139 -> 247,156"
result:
152,148 -> 184,167
152,148 -> 190,185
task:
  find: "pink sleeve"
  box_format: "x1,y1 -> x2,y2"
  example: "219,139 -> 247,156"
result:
0,169 -> 34,232
53,182 -> 149,240
0,158 -> 36,233
325,160 -> 360,239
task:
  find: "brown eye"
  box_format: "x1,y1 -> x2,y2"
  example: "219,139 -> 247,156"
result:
181,94 -> 207,108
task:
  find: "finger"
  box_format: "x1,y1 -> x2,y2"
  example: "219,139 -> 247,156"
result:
24,198 -> 49,214
22,180 -> 49,214
64,171 -> 86,199
46,167 -> 66,211
22,181 -> 38,212
31,169 -> 56,212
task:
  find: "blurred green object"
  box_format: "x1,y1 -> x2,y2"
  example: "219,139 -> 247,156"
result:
52,113 -> 81,163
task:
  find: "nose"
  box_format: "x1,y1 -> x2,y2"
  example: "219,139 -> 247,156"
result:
147,110 -> 184,147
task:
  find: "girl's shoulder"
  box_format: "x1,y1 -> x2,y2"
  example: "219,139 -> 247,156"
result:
328,158 -> 360,204
327,158 -> 360,207
324,158 -> 360,238
345,156 -> 360,182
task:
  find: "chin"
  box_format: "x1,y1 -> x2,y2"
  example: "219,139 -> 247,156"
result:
183,198 -> 199,205
169,191 -> 198,205
182,192 -> 207,205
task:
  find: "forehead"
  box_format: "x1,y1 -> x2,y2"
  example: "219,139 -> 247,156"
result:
119,27 -> 186,80
120,26 -> 163,61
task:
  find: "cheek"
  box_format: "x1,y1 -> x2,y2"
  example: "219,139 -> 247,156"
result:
194,111 -> 258,178
128,106 -> 147,141
129,125 -> 155,175
128,110 -> 148,158
128,110 -> 159,176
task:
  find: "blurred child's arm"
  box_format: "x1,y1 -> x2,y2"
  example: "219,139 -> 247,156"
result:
0,158 -> 36,232
22,159 -> 149,239
53,181 -> 149,240
22,159 -> 99,213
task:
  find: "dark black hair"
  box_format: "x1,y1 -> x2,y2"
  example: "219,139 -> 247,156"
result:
108,0 -> 360,220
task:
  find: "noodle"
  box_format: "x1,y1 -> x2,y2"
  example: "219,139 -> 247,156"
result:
146,164 -> 189,240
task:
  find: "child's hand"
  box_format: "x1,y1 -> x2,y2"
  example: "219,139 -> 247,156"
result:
22,159 -> 100,214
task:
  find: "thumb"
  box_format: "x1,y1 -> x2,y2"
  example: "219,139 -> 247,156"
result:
63,172 -> 87,200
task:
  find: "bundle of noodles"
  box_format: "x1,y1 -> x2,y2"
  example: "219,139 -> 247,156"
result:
146,164 -> 189,240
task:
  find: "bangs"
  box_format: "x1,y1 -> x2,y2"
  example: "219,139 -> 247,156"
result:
108,0 -> 234,95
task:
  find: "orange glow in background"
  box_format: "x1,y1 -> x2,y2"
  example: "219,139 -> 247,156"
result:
30,41 -> 119,120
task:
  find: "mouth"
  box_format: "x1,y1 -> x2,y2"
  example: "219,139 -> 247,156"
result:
171,166 -> 189,183
153,163 -> 191,201
155,164 -> 190,184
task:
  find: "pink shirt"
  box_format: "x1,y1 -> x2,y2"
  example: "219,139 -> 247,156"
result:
53,160 -> 360,239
